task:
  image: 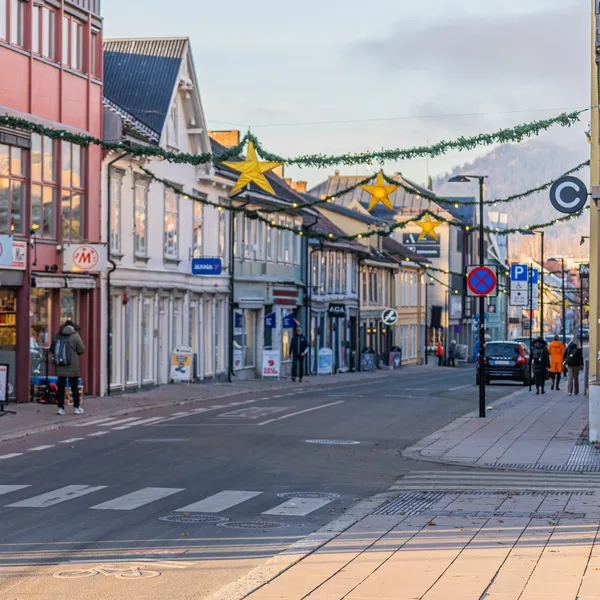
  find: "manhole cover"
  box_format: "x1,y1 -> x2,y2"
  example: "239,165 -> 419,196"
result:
218,520 -> 288,530
158,514 -> 228,524
305,439 -> 360,445
277,492 -> 340,500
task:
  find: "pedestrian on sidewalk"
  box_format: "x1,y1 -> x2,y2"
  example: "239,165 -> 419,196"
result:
51,320 -> 85,416
548,334 -> 566,391
564,335 -> 584,396
290,326 -> 308,383
448,340 -> 457,367
436,342 -> 444,366
530,336 -> 550,395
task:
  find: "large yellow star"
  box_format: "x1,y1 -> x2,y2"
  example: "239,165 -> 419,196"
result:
415,214 -> 442,241
361,170 -> 399,212
222,141 -> 283,197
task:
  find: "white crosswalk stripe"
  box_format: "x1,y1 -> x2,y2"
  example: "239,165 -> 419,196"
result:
393,470 -> 600,492
112,417 -> 169,430
0,485 -> 30,496
91,487 -> 185,510
176,490 -> 262,513
72,417 -> 119,427
0,453 -> 23,460
263,497 -> 333,516
6,485 -> 107,508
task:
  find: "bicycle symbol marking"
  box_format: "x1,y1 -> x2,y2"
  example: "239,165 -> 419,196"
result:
54,564 -> 161,580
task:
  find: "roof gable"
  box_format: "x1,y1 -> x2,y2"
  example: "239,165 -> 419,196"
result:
103,38 -> 188,135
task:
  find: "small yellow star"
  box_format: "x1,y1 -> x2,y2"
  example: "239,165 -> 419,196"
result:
361,170 -> 399,212
415,214 -> 442,241
223,141 -> 283,197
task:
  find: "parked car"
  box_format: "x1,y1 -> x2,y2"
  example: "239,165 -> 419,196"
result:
476,341 -> 530,386
512,337 -> 531,351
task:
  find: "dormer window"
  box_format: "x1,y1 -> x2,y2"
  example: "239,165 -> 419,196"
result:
167,100 -> 179,147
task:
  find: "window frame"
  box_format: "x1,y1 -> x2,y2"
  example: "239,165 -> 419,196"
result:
60,141 -> 85,242
62,15 -> 84,72
33,5 -> 56,60
218,205 -> 227,265
164,187 -> 179,259
31,135 -> 57,239
109,170 -> 123,254
192,201 -> 203,259
6,0 -> 25,48
134,177 -> 149,258
0,143 -> 27,235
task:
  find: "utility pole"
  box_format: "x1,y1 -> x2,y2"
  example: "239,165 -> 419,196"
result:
540,231 -> 545,337
562,258 -> 567,342
477,177 -> 486,417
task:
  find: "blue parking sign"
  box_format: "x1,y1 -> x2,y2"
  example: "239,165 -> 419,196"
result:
510,264 -> 528,282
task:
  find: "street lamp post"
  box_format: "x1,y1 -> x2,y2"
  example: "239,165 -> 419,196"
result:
521,230 -> 544,337
449,174 -> 487,418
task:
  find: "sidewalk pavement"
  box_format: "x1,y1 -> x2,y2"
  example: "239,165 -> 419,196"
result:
0,367 -> 417,444
403,386 -> 593,471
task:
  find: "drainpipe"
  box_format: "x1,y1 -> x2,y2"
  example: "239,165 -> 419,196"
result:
106,152 -> 128,395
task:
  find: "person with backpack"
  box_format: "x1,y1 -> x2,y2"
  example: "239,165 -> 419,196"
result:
51,320 -> 85,415
564,335 -> 584,396
548,334 -> 566,391
530,336 -> 550,395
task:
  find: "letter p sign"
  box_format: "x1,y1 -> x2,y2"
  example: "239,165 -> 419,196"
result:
510,264 -> 528,282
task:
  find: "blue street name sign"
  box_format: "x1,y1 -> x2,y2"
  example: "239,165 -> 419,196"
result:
265,312 -> 277,329
191,258 -> 222,276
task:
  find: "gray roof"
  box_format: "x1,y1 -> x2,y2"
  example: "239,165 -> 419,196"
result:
103,38 -> 188,135
304,213 -> 368,253
314,201 -> 385,225
103,97 -> 159,144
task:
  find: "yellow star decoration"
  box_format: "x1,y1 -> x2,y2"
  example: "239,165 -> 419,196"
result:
361,170 -> 399,212
415,214 -> 443,241
223,141 -> 283,197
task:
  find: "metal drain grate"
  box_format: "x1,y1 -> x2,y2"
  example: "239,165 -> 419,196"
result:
158,514 -> 229,524
217,520 -> 288,530
373,492 -> 447,516
305,439 -> 360,445
277,492 -> 340,500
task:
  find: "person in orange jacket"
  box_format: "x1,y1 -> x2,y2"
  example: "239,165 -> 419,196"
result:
436,342 -> 444,367
548,334 -> 566,391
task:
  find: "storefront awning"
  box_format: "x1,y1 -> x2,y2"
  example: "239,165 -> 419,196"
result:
32,274 -> 96,290
237,298 -> 265,310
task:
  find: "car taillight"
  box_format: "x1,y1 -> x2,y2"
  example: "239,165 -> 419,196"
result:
516,356 -> 527,365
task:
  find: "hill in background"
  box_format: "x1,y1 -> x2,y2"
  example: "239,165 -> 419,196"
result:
433,141 -> 590,259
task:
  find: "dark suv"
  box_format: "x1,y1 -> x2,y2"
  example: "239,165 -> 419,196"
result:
476,341 -> 530,386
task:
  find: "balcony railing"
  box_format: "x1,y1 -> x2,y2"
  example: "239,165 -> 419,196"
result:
66,0 -> 101,16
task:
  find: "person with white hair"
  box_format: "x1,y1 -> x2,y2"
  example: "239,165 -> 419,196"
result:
564,335 -> 584,396
448,339 -> 457,367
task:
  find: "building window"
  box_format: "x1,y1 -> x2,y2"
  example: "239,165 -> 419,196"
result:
33,5 -> 56,59
61,142 -> 84,241
164,188 -> 179,259
244,215 -> 253,259
192,202 -> 203,258
218,207 -> 227,265
63,16 -> 83,71
266,221 -> 274,261
30,135 -> 56,238
410,272 -> 418,307
91,29 -> 100,78
410,324 -> 417,359
341,253 -> 348,294
167,100 -> 178,147
293,223 -> 301,266
4,0 -> 25,47
233,309 -> 256,369
109,172 -> 122,253
142,299 -> 153,382
256,219 -> 264,260
134,179 -> 149,256
321,252 -> 327,295
0,144 -> 26,235
328,252 -> 334,294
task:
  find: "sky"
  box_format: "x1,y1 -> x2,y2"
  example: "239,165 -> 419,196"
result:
102,0 -> 591,188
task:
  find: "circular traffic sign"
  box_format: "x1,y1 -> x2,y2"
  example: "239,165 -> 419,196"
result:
381,308 -> 398,326
467,266 -> 497,297
549,176 -> 588,214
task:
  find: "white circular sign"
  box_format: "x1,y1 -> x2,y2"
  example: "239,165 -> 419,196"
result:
72,246 -> 99,270
549,176 -> 588,214
381,308 -> 399,326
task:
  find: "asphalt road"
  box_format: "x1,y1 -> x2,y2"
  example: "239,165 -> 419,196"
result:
0,366 -> 519,599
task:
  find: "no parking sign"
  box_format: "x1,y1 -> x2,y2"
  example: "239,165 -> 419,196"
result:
466,265 -> 498,297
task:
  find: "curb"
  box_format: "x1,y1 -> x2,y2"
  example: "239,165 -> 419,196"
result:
206,491 -> 396,600
0,372 -> 392,444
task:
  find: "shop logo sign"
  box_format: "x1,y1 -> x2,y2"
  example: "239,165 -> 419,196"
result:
63,244 -> 108,272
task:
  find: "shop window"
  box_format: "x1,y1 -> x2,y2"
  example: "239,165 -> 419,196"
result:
109,173 -> 122,253
61,142 -> 85,242
134,179 -> 149,257
62,16 -> 83,71
215,299 -> 226,372
31,135 -> 56,239
233,309 -> 255,369
264,304 -> 274,348
0,144 -> 26,235
282,311 -> 293,361
192,201 -> 203,258
110,295 -> 122,386
204,300 -> 214,375
125,296 -> 140,385
30,289 -> 51,348
142,299 -> 153,382
60,289 -> 77,324
0,289 -> 17,396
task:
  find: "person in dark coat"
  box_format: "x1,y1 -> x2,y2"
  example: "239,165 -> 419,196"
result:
290,326 -> 309,382
530,336 -> 550,395
51,320 -> 85,415
564,335 -> 584,396
448,340 -> 457,367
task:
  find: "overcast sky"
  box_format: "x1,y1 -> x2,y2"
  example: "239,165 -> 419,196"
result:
102,0 -> 590,187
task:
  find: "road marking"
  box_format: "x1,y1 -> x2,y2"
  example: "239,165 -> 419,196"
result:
176,490 -> 262,513
217,406 -> 288,419
262,497 -> 333,517
7,485 -> 107,508
27,445 -> 55,452
448,384 -> 472,391
88,431 -> 110,437
0,485 -> 30,496
91,487 -> 185,511
0,453 -> 23,460
96,417 -> 142,427
257,401 -> 345,426
112,417 -> 168,430
60,438 -> 85,444
172,412 -> 191,416
72,417 -> 119,428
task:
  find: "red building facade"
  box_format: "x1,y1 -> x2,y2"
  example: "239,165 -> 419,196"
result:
0,0 -> 103,400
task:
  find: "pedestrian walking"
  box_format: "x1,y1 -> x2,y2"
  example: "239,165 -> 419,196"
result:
51,320 -> 85,415
448,340 -> 457,367
290,326 -> 308,382
530,336 -> 550,395
436,342 -> 444,367
548,334 -> 566,391
564,335 -> 584,396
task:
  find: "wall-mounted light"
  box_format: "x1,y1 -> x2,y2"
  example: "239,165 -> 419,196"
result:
30,223 -> 40,266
